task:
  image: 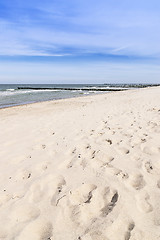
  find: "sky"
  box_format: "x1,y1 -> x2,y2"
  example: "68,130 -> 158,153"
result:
0,0 -> 160,84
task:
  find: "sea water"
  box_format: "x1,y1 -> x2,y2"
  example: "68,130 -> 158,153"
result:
0,84 -> 158,109
0,84 -> 104,108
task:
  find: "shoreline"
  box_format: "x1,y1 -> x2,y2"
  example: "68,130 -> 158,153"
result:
0,91 -> 104,110
1,84 -> 159,110
0,86 -> 145,111
0,86 -> 160,239
0,89 -> 117,110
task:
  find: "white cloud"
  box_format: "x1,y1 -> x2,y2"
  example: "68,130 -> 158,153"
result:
0,0 -> 160,57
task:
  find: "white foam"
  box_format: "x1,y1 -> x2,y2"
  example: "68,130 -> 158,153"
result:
0,89 -> 61,97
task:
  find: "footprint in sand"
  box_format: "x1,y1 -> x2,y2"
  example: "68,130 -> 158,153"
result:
28,183 -> 44,203
142,146 -> 160,155
117,147 -> 130,155
141,140 -> 160,155
104,164 -> 129,180
124,222 -> 135,240
16,218 -> 53,240
136,191 -> 153,213
15,169 -> 32,181
10,203 -> 40,223
116,170 -> 129,180
101,190 -> 119,217
69,184 -> 97,206
50,176 -> 66,206
68,185 -> 119,225
143,159 -> 160,175
106,217 -> 135,240
130,137 -> 143,145
66,156 -> 82,169
90,152 -> 114,169
129,173 -> 145,190
28,175 -> 66,204
143,161 -> 153,174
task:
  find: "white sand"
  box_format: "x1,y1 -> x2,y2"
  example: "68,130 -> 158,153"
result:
0,87 -> 160,240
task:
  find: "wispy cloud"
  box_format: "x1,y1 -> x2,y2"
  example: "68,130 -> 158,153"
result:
0,0 -> 160,83
112,45 -> 131,53
0,0 -> 160,57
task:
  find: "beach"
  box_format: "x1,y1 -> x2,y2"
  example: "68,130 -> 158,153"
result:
0,86 -> 160,239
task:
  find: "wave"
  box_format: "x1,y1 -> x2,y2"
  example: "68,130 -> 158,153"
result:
0,89 -> 63,96
6,88 -> 15,91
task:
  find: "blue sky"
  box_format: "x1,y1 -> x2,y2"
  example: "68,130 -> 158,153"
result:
0,0 -> 160,83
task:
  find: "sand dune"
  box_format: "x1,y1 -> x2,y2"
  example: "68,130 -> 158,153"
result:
0,87 -> 160,239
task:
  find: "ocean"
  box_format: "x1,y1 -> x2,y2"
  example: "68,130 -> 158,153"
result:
0,84 -> 159,109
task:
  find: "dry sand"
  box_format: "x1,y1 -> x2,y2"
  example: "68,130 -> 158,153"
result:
0,87 -> 160,240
